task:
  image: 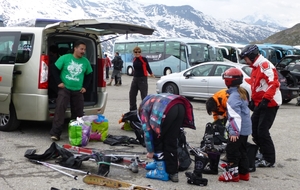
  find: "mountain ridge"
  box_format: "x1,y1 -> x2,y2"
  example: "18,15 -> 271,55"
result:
0,0 -> 294,52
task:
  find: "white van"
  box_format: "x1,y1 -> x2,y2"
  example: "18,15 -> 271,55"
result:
0,19 -> 154,131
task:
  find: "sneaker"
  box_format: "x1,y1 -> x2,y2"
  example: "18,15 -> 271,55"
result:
51,136 -> 60,141
256,159 -> 274,167
239,173 -> 250,181
169,173 -> 179,182
107,83 -> 112,86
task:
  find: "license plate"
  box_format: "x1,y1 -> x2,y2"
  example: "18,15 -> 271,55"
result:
292,91 -> 298,95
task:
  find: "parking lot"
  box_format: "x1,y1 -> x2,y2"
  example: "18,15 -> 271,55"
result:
0,74 -> 300,190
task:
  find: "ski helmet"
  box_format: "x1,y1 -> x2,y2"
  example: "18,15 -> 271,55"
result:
222,68 -> 243,87
239,44 -> 259,62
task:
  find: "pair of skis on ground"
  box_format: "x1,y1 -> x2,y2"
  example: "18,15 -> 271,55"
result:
30,144 -> 154,189
62,144 -> 155,190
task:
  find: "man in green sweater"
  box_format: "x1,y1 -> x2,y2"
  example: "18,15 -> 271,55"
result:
50,40 -> 93,141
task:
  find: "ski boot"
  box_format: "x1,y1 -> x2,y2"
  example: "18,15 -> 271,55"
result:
145,152 -> 165,170
185,153 -> 208,186
145,161 -> 157,170
146,160 -> 169,181
97,156 -> 111,177
219,166 -> 239,182
203,151 -> 220,175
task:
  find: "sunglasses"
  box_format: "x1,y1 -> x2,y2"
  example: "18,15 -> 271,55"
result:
134,51 -> 141,53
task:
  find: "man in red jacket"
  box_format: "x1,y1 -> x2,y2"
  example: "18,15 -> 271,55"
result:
239,45 -> 282,167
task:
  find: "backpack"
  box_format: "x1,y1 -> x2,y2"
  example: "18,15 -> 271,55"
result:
120,110 -> 145,147
114,57 -> 123,70
119,58 -> 123,68
177,128 -> 192,171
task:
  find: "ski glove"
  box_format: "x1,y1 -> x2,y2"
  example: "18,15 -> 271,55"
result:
248,100 -> 255,111
257,98 -> 270,110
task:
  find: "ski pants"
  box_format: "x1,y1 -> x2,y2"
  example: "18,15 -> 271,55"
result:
50,88 -> 84,137
226,135 -> 249,174
152,104 -> 185,174
251,106 -> 279,164
106,67 -> 110,79
129,76 -> 148,111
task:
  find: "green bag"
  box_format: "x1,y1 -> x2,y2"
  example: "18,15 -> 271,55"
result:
68,119 -> 91,147
91,114 -> 109,141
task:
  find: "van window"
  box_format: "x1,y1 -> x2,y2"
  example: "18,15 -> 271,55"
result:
16,34 -> 34,63
0,33 -> 19,64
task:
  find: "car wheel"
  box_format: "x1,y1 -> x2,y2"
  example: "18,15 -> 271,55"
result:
163,83 -> 179,95
127,66 -> 133,76
283,99 -> 292,103
164,68 -> 172,75
0,103 -> 20,131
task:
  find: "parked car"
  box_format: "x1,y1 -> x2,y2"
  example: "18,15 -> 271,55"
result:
275,55 -> 300,86
156,62 -> 252,100
156,61 -> 299,103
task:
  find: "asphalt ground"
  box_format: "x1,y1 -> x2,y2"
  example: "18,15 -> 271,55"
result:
0,74 -> 300,190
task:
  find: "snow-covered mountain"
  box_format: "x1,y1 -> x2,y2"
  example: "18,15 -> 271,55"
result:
241,13 -> 286,30
0,0 -> 286,52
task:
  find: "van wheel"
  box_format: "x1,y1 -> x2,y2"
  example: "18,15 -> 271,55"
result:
127,66 -> 133,76
0,103 -> 20,131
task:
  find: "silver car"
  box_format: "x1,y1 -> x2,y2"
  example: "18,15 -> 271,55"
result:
156,62 -> 252,100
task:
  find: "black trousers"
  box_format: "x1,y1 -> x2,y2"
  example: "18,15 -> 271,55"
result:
50,88 -> 84,137
251,106 -> 278,164
226,135 -> 249,174
129,77 -> 148,111
106,67 -> 110,79
152,104 -> 185,174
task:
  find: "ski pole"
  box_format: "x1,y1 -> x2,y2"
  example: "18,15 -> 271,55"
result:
30,160 -> 78,180
97,161 -> 139,173
37,161 -> 90,175
62,144 -> 146,155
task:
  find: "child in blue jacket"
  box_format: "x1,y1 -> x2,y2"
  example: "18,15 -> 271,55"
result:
219,68 -> 252,182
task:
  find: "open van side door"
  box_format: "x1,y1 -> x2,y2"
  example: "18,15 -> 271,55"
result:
0,32 -> 21,114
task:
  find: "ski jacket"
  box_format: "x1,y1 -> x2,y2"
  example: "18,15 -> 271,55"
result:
112,55 -> 123,70
226,87 -> 252,136
104,56 -> 111,68
139,93 -> 196,153
212,89 -> 228,121
249,55 -> 282,107
133,56 -> 153,77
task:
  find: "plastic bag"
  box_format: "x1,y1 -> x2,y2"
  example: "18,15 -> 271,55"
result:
91,114 -> 109,141
68,117 -> 91,147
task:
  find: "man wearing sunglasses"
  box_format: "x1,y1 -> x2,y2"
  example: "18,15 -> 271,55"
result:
129,46 -> 155,111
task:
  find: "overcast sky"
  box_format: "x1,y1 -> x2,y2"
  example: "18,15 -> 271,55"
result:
136,0 -> 300,27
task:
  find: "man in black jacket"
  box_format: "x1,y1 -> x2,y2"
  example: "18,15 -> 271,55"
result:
107,52 -> 123,86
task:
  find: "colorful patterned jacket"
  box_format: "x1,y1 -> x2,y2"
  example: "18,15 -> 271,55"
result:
138,93 -> 196,153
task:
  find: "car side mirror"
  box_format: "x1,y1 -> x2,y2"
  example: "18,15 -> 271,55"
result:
184,71 -> 192,78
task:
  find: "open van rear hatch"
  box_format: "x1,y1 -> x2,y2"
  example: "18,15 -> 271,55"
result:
44,19 -> 155,36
